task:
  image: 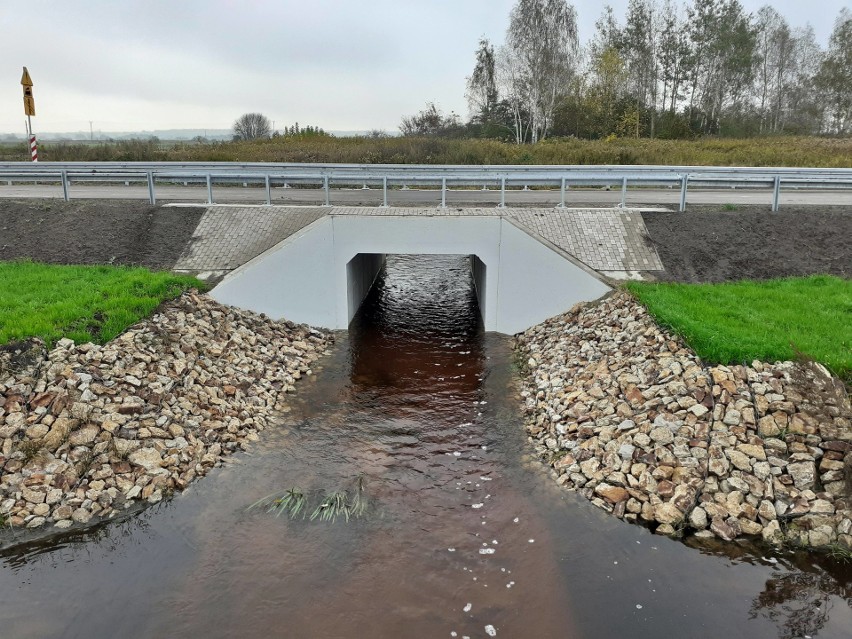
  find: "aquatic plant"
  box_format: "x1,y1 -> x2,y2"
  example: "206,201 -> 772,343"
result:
249,475 -> 368,523
248,487 -> 308,519
310,491 -> 351,523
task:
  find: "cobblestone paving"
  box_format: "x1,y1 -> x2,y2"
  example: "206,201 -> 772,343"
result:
508,208 -> 662,272
174,205 -> 662,273
174,206 -> 327,270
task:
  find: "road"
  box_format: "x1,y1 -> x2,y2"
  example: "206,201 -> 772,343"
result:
1,182 -> 851,208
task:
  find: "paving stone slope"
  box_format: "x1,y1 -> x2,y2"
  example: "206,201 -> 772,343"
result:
0,292 -> 330,533
175,206 -> 327,270
516,291 -> 851,550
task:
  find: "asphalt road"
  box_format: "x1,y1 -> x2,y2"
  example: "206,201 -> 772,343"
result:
1,182 -> 851,208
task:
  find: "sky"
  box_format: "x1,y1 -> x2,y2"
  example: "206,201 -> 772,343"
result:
0,0 -> 847,135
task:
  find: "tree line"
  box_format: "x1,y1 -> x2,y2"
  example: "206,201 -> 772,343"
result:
404,0 -> 852,141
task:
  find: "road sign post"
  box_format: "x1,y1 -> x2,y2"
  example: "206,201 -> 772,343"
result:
21,67 -> 37,162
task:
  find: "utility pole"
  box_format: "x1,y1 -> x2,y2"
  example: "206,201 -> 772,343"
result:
89,121 -> 93,141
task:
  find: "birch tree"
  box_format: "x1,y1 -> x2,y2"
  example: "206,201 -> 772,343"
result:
498,0 -> 580,143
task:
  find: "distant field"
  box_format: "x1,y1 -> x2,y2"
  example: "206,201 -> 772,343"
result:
1,135 -> 850,167
0,262 -> 203,347
626,276 -> 852,382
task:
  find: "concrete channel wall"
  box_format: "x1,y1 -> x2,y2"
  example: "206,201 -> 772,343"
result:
210,214 -> 611,334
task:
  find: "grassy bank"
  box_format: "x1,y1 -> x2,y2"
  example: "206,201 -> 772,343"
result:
0,262 -> 203,346
626,276 -> 851,381
1,135 -> 850,167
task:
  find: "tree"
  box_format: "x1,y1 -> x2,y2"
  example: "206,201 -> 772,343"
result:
782,26 -> 824,134
754,6 -> 796,133
685,0 -> 757,135
587,46 -> 630,137
232,113 -> 271,140
498,0 -> 580,143
622,0 -> 660,137
466,38 -> 500,124
815,9 -> 852,133
399,103 -> 463,137
657,0 -> 690,115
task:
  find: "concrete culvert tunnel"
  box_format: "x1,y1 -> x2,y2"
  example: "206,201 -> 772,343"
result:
345,253 -> 488,328
210,214 -> 611,334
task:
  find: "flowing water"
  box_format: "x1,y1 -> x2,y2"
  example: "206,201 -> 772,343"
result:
1,255 -> 850,638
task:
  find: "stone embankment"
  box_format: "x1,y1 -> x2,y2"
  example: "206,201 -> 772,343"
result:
0,292 -> 330,532
517,292 -> 851,550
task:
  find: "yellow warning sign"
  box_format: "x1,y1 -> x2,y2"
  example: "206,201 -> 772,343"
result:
21,68 -> 35,116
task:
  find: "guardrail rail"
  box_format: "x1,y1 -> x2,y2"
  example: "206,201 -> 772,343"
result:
2,162 -> 851,211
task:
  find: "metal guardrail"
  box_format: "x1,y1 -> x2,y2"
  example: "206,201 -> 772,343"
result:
1,162 -> 851,211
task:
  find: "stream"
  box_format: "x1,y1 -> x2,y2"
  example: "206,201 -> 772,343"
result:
0,255 -> 849,638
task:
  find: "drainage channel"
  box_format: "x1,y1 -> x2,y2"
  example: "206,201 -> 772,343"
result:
0,255 -> 850,638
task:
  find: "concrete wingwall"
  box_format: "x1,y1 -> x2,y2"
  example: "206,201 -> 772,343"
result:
211,215 -> 611,334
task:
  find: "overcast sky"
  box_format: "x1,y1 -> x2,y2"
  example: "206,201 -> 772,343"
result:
0,0 -> 847,135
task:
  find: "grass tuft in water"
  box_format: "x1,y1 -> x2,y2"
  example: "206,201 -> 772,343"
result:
311,491 -> 351,523
249,476 -> 369,524
826,543 -> 852,563
248,487 -> 308,519
349,474 -> 368,518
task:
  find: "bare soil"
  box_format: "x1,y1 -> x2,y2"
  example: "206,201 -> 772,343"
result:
641,205 -> 852,282
0,199 -> 204,269
1,199 -> 849,283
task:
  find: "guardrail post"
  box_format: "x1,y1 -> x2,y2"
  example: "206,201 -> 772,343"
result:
679,174 -> 689,212
441,177 -> 447,208
620,176 -> 628,208
382,177 -> 388,207
147,171 -> 156,205
264,175 -> 271,205
499,177 -> 506,208
323,176 -> 330,206
60,170 -> 69,202
206,173 -> 213,204
558,176 -> 566,208
772,175 -> 781,212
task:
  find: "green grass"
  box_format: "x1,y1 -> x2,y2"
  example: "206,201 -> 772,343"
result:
0,262 -> 203,347
626,276 -> 851,381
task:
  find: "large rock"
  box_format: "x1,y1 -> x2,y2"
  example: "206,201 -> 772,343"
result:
594,483 -> 629,504
654,502 -> 683,526
127,447 -> 165,477
787,461 -> 817,490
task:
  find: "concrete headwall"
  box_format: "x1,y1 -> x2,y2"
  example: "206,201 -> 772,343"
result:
211,215 -> 610,334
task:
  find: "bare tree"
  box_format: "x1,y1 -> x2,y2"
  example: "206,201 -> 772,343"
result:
232,113 -> 272,141
498,0 -> 580,143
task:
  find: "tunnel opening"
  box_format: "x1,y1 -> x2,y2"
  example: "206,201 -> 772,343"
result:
346,253 -> 487,331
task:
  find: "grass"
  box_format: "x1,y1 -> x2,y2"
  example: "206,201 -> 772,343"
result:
249,488 -> 308,519
2,135 -> 851,167
625,276 -> 851,382
249,475 -> 370,524
0,262 -> 202,347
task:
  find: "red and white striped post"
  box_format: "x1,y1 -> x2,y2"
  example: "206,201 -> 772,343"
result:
29,134 -> 38,162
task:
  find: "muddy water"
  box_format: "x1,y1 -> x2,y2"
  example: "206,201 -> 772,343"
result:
1,255 -> 850,638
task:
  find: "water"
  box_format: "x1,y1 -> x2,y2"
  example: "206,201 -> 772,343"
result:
0,255 -> 849,638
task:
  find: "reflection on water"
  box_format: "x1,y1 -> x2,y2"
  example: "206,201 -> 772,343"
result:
0,255 -> 850,638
